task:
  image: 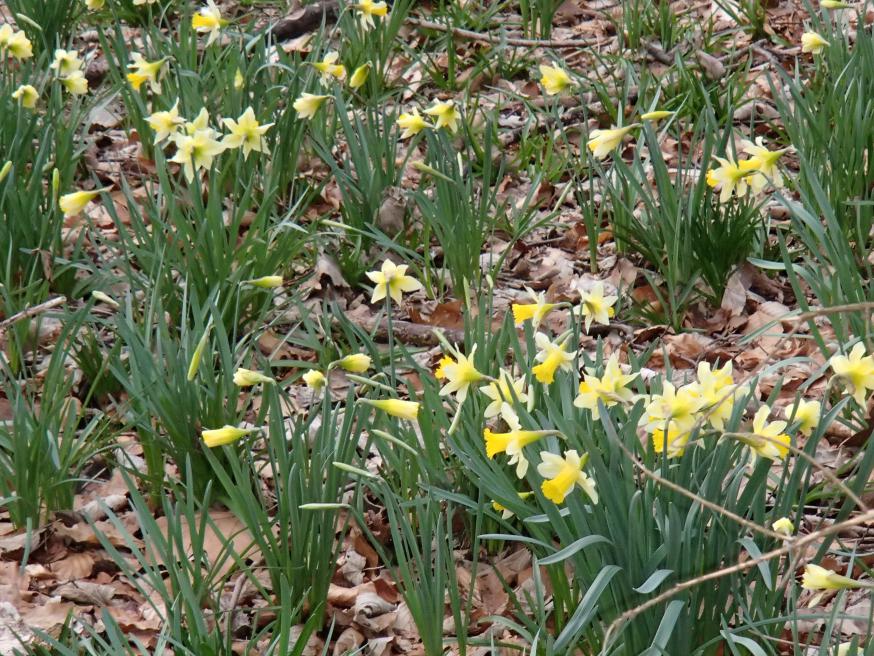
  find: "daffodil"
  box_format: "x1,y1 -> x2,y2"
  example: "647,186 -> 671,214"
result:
512,287 -> 557,329
573,352 -> 638,420
803,563 -> 861,590
223,107 -> 273,159
336,353 -> 372,373
366,259 -> 423,305
192,0 -> 226,45
641,110 -> 673,122
481,369 -> 528,419
349,62 -> 371,89
491,492 -> 533,520
821,0 -> 852,8
801,31 -> 829,54
60,71 -> 88,95
438,345 -> 487,403
187,325 -> 212,381
531,332 -> 576,384
484,407 -> 549,478
829,343 -> 874,405
233,368 -> 274,387
87,0 -> 105,8
170,118 -> 226,182
91,290 -> 119,308
362,398 -> 420,421
202,425 -> 259,448
688,361 -> 737,429
293,93 -> 330,119
741,137 -> 786,191
126,53 -> 166,93
537,450 -> 597,505
739,406 -> 790,460
59,188 -> 110,218
785,399 -> 820,436
424,99 -> 460,133
642,381 -> 703,432
0,26 -> 32,60
587,124 -> 637,160
652,420 -> 692,458
12,84 -> 38,109
51,49 -> 83,76
397,108 -> 430,138
245,275 -> 283,288
353,0 -> 388,30
303,369 -> 326,390
538,64 -> 572,95
706,156 -> 757,202
311,51 -> 346,86
148,101 -> 185,143
772,517 -> 795,537
573,281 -> 617,332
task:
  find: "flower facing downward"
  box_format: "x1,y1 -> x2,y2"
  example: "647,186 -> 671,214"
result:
148,101 -> 185,144
303,369 -> 326,390
829,343 -> 874,406
484,407 -> 548,478
233,368 -> 274,387
126,53 -> 167,93
353,0 -> 388,29
311,51 -> 346,86
51,49 -> 83,76
481,369 -> 528,419
293,93 -> 330,119
60,188 -> 110,218
742,406 -> 790,460
573,353 -> 638,420
397,109 -> 430,138
574,281 -> 617,332
202,425 -> 259,448
512,287 -> 557,329
349,62 -> 371,89
438,345 -> 487,403
801,31 -> 829,54
772,517 -> 795,537
537,450 -> 598,505
587,124 -> 637,160
785,399 -> 821,436
223,107 -> 273,159
60,71 -> 89,96
192,0 -> 227,45
366,259 -> 423,305
706,156 -> 757,202
336,353 -> 372,373
531,332 -> 576,385
0,26 -> 33,60
803,564 -> 861,591
538,64 -> 572,96
12,84 -> 38,109
424,99 -> 460,133
362,398 -> 420,421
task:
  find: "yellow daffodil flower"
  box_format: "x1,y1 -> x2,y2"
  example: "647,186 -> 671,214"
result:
311,51 -> 346,86
642,381 -> 703,432
86,0 -> 106,9
803,563 -> 861,590
652,420 -> 692,458
223,107 -> 273,159
148,100 -> 185,144
512,287 -> 557,329
233,368 -> 274,387
202,425 -> 259,448
51,49 -> 83,76
349,62 -> 371,89
785,399 -> 820,436
706,155 -> 758,202
336,353 -> 372,373
170,117 -> 225,182
641,110 -> 673,122
398,108 -> 430,139
574,281 -> 617,332
739,406 -> 790,460
484,407 -> 548,478
366,259 -> 423,304
538,64 -> 572,96
126,53 -> 166,93
821,0 -> 852,8
480,369 -> 528,419
362,398 -> 420,421
491,492 -> 534,519
192,0 -> 226,46
438,345 -> 486,403
573,352 -> 638,419
59,187 -> 110,218
293,93 -> 330,119
741,136 -> 786,192
532,332 -> 576,384
537,449 -> 597,505
801,31 -> 829,54
830,343 -> 874,405
303,369 -> 326,390
772,517 -> 795,537
12,84 -> 38,109
587,124 -> 638,160
424,99 -> 460,133
61,71 -> 89,95
0,26 -> 33,60
685,361 -> 737,429
353,0 -> 388,30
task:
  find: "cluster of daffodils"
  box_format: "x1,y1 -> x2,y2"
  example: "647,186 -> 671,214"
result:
51,49 -> 89,96
397,100 -> 461,138
126,52 -> 167,94
145,103 -> 272,181
292,52 -> 372,120
0,23 -> 32,61
705,137 -> 787,202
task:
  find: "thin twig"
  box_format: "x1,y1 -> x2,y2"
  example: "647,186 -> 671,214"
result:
405,16 -> 609,50
0,296 -> 66,331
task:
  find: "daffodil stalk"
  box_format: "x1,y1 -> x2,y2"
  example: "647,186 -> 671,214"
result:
371,429 -> 418,455
333,461 -> 380,479
345,373 -> 397,393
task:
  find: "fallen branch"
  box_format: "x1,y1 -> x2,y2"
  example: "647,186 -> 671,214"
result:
0,296 -> 66,331
269,0 -> 340,42
405,16 -> 609,50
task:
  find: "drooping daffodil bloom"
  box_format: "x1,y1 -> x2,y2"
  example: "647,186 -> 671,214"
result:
801,31 -> 829,54
587,124 -> 638,160
60,188 -> 111,218
293,93 -> 331,119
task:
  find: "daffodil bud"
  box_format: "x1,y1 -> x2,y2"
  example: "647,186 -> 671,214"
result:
187,324 -> 212,381
336,353 -> 371,373
0,161 -> 12,183
51,168 -> 60,197
233,368 -> 275,387
771,517 -> 794,537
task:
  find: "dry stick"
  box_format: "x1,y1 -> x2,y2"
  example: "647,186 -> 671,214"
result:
0,296 -> 66,331
601,507 -> 874,652
404,16 -> 609,50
